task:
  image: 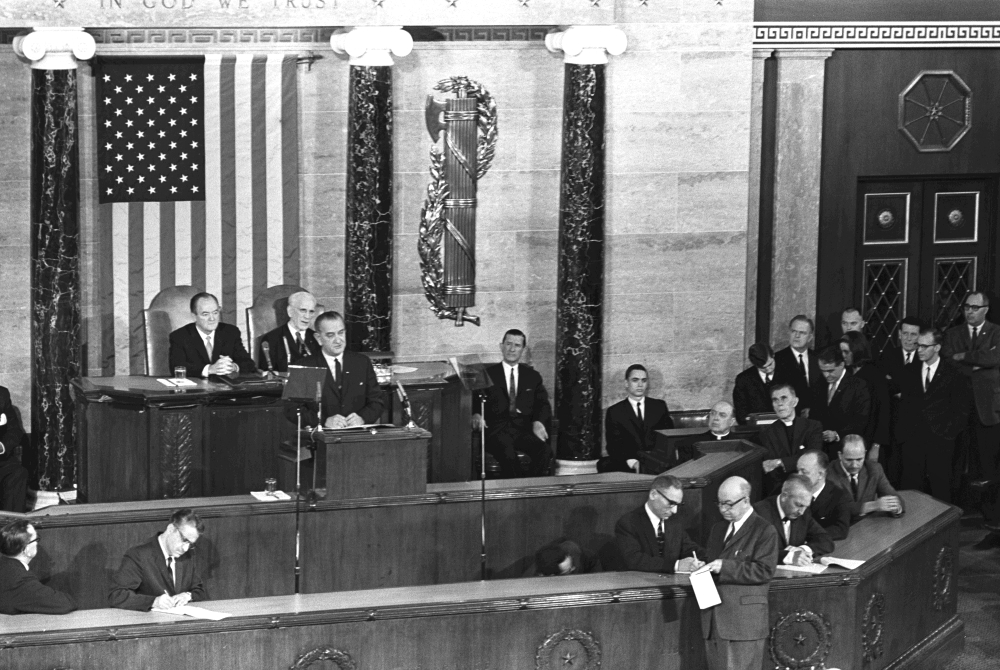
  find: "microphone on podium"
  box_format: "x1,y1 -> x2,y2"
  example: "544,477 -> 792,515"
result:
261,341 -> 275,377
315,380 -> 323,427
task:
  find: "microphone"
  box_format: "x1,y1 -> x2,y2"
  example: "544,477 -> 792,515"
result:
397,381 -> 417,429
315,380 -> 323,427
262,340 -> 274,373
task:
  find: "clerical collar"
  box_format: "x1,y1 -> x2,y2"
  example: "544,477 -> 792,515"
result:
711,431 -> 730,439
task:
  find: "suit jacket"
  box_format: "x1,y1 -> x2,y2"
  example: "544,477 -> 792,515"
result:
897,358 -> 972,443
759,416 -> 824,472
753,496 -> 834,558
0,556 -> 76,615
733,366 -> 781,424
604,397 -> 674,471
810,481 -> 852,541
0,385 -> 25,465
827,460 -> 904,522
294,351 -> 386,425
614,505 -> 702,573
108,535 -> 208,611
700,511 -> 780,641
168,322 -> 256,378
811,373 -> 870,441
941,320 -> 1000,426
774,346 -> 825,413
854,362 -> 891,445
258,324 -> 322,373
878,344 -> 919,397
477,363 -> 552,437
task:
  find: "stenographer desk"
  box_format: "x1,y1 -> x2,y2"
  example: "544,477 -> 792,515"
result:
1,492 -> 959,670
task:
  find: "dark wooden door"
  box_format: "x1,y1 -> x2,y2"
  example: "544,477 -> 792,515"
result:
856,176 -> 997,355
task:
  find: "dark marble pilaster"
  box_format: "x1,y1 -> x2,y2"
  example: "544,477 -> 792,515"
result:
31,67 -> 81,491
555,64 -> 606,461
344,65 -> 393,354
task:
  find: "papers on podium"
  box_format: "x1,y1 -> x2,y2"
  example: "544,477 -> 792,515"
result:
153,604 -> 231,621
688,565 -> 722,609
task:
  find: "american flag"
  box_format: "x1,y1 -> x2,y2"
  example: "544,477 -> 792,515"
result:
92,55 -> 300,375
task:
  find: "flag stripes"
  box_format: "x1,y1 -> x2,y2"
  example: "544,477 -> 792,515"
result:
98,54 -> 299,376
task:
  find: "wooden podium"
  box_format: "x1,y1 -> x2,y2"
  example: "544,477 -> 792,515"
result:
309,426 -> 431,499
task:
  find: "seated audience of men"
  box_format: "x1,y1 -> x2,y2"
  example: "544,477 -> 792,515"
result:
797,450 -> 852,541
472,329 -> 553,478
840,331 -> 890,461
258,290 -> 322,372
168,292 -> 256,378
774,315 -> 825,415
614,474 -> 704,573
811,345 -> 870,457
0,384 -> 27,513
0,520 -> 76,615
752,474 -> 834,566
600,364 -> 674,473
531,540 -> 601,576
733,342 -> 782,425
759,384 -> 823,494
828,435 -> 903,522
293,310 -> 385,429
109,509 -> 208,611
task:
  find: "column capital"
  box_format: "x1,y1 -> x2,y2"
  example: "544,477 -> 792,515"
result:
330,26 -> 413,67
545,25 -> 627,65
13,28 -> 96,70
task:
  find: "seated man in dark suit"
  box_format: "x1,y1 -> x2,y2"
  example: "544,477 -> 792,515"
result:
773,315 -> 825,415
0,520 -> 76,615
168,292 -> 256,378
753,474 -> 834,566
599,364 -> 674,473
614,474 -> 704,573
677,401 -> 739,465
293,311 -> 385,428
797,450 -> 852,541
0,385 -> 27,513
759,384 -> 823,494
733,343 -> 781,425
109,509 -> 208,611
472,329 -> 553,478
828,435 -> 903,523
812,345 -> 870,458
258,290 -> 322,373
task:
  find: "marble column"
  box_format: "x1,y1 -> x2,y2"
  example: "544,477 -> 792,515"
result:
14,28 -> 95,491
331,27 -> 412,353
546,27 -> 627,461
767,49 -> 833,346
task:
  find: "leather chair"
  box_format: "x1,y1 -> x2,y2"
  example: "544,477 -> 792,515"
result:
143,285 -> 201,376
245,284 -> 308,365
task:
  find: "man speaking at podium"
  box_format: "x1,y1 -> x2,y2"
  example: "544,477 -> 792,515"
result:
294,311 -> 384,428
168,292 -> 256,378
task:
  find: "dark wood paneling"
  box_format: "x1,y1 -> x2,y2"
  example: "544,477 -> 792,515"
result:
83,403 -> 150,502
203,403 -> 283,495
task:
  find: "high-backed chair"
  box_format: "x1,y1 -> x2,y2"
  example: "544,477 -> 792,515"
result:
143,285 -> 200,376
246,284 -> 307,364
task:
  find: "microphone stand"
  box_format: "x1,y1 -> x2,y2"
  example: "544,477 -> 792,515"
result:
308,381 -> 323,508
293,406 -> 303,594
478,390 -> 488,581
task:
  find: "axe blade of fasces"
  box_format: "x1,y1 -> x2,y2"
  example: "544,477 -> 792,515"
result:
425,95 -> 448,141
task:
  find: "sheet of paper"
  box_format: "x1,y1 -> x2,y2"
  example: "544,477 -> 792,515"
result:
154,604 -> 231,620
156,378 -> 198,388
820,556 -> 864,570
688,566 -> 722,609
251,490 -> 291,501
776,563 -> 827,574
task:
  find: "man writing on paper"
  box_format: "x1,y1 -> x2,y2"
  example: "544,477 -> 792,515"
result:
294,311 -> 385,428
753,475 -> 834,567
0,520 -> 76,614
614,474 -> 704,573
168,292 -> 256,378
700,476 -> 780,670
108,509 -> 208,611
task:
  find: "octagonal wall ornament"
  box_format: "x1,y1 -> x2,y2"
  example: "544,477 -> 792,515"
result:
898,70 -> 972,153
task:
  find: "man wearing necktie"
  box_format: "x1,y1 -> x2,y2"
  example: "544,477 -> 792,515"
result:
293,311 -> 385,429
614,474 -> 704,573
732,342 -> 785,425
168,292 -> 256,378
811,345 -> 870,458
752,474 -> 834,567
899,327 -> 972,503
600,364 -> 674,473
773,315 -> 826,415
700,476 -> 779,670
942,292 -> 1000,489
472,329 -> 553,478
257,291 -> 322,372
878,316 -> 923,485
828,435 -> 903,523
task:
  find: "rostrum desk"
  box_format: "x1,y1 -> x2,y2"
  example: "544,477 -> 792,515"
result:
0,492 -> 960,670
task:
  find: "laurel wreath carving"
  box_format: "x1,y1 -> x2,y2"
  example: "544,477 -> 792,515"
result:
289,646 -> 357,670
417,76 -> 497,325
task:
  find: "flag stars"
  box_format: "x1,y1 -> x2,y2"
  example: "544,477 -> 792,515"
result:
148,142 -> 156,150
106,188 -> 113,195
158,108 -> 166,116
114,109 -> 123,117
126,165 -> 134,172
124,74 -> 133,82
170,164 -> 177,171
148,164 -> 156,172
126,142 -> 134,150
170,186 -> 178,194
147,96 -> 155,105
169,119 -> 177,127
125,120 -> 133,127
114,86 -> 122,94
179,85 -> 187,92
147,74 -> 155,81
125,97 -> 133,105
190,96 -> 198,104
159,175 -> 167,183
191,141 -> 199,149
148,119 -> 155,127
192,186 -> 199,193
116,176 -> 123,184
136,85 -> 143,93
159,131 -> 167,139
103,74 -> 111,82
168,96 -> 176,104
149,187 -> 156,194
189,73 -> 197,80
179,108 -> 188,116
136,108 -> 144,116
137,131 -> 144,138
180,175 -> 188,182
168,74 -> 176,81
105,165 -> 113,172
138,176 -> 145,183
104,120 -> 112,128
104,142 -> 112,150
180,152 -> 188,160
115,131 -> 123,139
137,153 -> 145,161
191,163 -> 199,171
169,142 -> 177,149
103,97 -> 111,105
190,119 -> 198,126
179,130 -> 187,137
127,187 -> 134,195
115,154 -> 123,161
158,85 -> 166,93
159,153 -> 166,161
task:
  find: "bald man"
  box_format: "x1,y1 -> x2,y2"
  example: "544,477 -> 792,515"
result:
753,474 -> 834,566
797,450 -> 852,541
827,435 -> 903,523
841,307 -> 866,335
680,401 -> 738,464
700,476 -> 780,670
257,291 -> 322,373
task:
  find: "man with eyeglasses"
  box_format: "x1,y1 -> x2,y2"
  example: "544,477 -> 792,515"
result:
942,292 -> 1000,490
0,520 -> 76,614
168,292 -> 256,378
614,474 -> 704,573
109,508 -> 208,611
699,476 -> 780,670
